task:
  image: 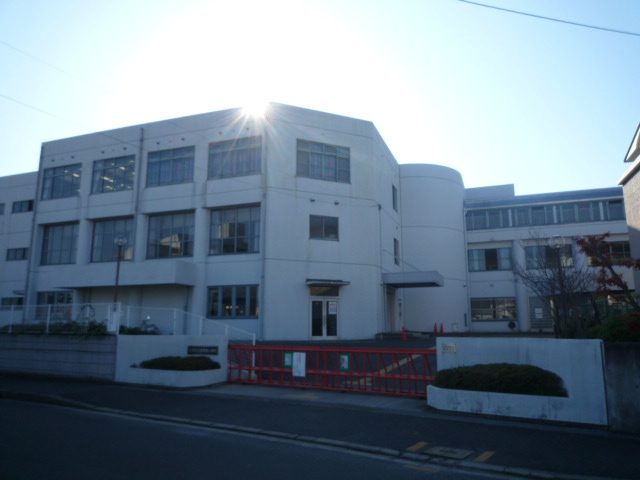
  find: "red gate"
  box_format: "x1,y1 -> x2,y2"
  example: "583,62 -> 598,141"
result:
228,345 -> 436,398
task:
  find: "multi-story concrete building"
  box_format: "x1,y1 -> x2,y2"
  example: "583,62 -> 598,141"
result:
0,104 -> 632,339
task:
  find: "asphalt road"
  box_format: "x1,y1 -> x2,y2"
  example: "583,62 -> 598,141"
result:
0,400 -> 499,480
1,374 -> 639,479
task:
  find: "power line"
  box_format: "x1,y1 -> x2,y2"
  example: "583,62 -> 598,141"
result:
458,0 -> 640,37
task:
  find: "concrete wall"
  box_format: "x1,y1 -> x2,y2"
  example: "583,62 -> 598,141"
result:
432,337 -> 608,425
115,335 -> 227,378
400,164 -> 469,333
603,342 -> 640,433
0,335 -> 117,380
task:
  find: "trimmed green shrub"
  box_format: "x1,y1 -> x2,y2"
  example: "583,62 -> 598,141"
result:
588,313 -> 640,342
434,363 -> 567,397
139,356 -> 221,371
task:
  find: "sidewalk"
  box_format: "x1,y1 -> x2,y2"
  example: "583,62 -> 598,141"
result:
2,373 -> 639,480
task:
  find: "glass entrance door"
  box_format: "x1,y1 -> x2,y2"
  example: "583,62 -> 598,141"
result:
311,298 -> 338,338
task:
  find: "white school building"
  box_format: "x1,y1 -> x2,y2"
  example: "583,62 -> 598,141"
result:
0,104 -> 633,340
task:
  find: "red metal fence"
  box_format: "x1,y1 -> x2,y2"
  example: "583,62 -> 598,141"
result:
228,345 -> 437,398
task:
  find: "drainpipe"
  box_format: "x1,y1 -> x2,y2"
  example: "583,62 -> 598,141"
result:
23,145 -> 45,317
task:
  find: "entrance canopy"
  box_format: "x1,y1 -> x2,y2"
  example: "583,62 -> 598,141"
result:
382,271 -> 444,288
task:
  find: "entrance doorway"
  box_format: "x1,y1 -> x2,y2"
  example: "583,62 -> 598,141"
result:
311,298 -> 338,338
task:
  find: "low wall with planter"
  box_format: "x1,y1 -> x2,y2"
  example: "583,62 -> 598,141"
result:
427,337 -> 608,426
0,335 -> 117,381
115,335 -> 228,388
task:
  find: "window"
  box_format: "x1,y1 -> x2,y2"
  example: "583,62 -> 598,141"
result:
147,146 -> 194,187
92,218 -> 134,262
12,200 -> 33,213
36,291 -> 73,320
147,212 -> 194,258
588,241 -> 632,265
207,285 -> 259,318
209,205 -> 260,255
1,297 -> 24,311
394,238 -> 400,265
605,200 -> 625,220
41,223 -> 78,265
6,248 -> 28,261
92,155 -> 135,193
392,185 -> 398,211
471,297 -> 516,321
468,248 -> 512,271
208,136 -> 261,179
0,203 -> 4,215
577,202 -> 599,222
310,215 -> 339,240
42,164 -> 81,200
525,244 -> 573,269
297,140 -> 350,183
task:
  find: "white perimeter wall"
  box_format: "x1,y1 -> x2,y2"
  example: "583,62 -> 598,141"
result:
434,337 -> 608,425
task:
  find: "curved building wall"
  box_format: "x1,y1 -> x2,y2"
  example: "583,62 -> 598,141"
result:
399,164 -> 469,333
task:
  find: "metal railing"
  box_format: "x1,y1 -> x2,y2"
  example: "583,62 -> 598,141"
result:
0,303 -> 256,343
228,345 -> 436,398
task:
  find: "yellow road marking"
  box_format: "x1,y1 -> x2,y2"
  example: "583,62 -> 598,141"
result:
406,441 -> 429,452
358,353 -> 424,387
474,451 -> 496,462
403,464 -> 438,473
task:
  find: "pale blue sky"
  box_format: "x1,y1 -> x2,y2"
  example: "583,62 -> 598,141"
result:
1,0 -> 639,194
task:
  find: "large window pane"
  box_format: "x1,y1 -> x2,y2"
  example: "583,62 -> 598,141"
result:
147,212 -> 194,258
92,217 -> 134,262
92,155 -> 135,193
209,205 -> 260,255
297,139 -> 350,183
42,164 -> 81,200
41,223 -> 78,265
208,136 -> 262,179
207,285 -> 259,318
147,147 -> 194,187
310,215 -> 339,240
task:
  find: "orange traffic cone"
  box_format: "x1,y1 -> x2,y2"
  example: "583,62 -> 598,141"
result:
401,326 -> 407,341
433,323 -> 438,335
439,323 -> 444,335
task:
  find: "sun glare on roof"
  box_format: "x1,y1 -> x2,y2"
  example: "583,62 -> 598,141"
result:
242,102 -> 269,118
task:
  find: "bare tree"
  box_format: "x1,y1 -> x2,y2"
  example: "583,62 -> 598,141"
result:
513,235 -> 597,338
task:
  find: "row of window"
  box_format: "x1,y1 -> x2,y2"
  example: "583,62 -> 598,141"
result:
0,286 -> 259,320
38,207 -> 344,265
39,137 -> 351,200
468,241 -> 631,272
466,199 -> 625,231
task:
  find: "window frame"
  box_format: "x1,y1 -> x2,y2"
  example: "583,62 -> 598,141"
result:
525,244 -> 574,270
41,222 -> 79,265
309,215 -> 339,241
146,146 -> 195,187
146,211 -> 195,259
207,285 -> 259,319
92,155 -> 136,194
471,297 -> 517,321
91,217 -> 134,262
6,247 -> 28,261
209,205 -> 260,255
468,247 -> 512,272
296,139 -> 350,183
41,164 -> 82,200
12,200 -> 34,213
208,136 -> 262,179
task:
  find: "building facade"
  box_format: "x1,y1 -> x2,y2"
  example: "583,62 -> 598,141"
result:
0,104 -> 632,339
